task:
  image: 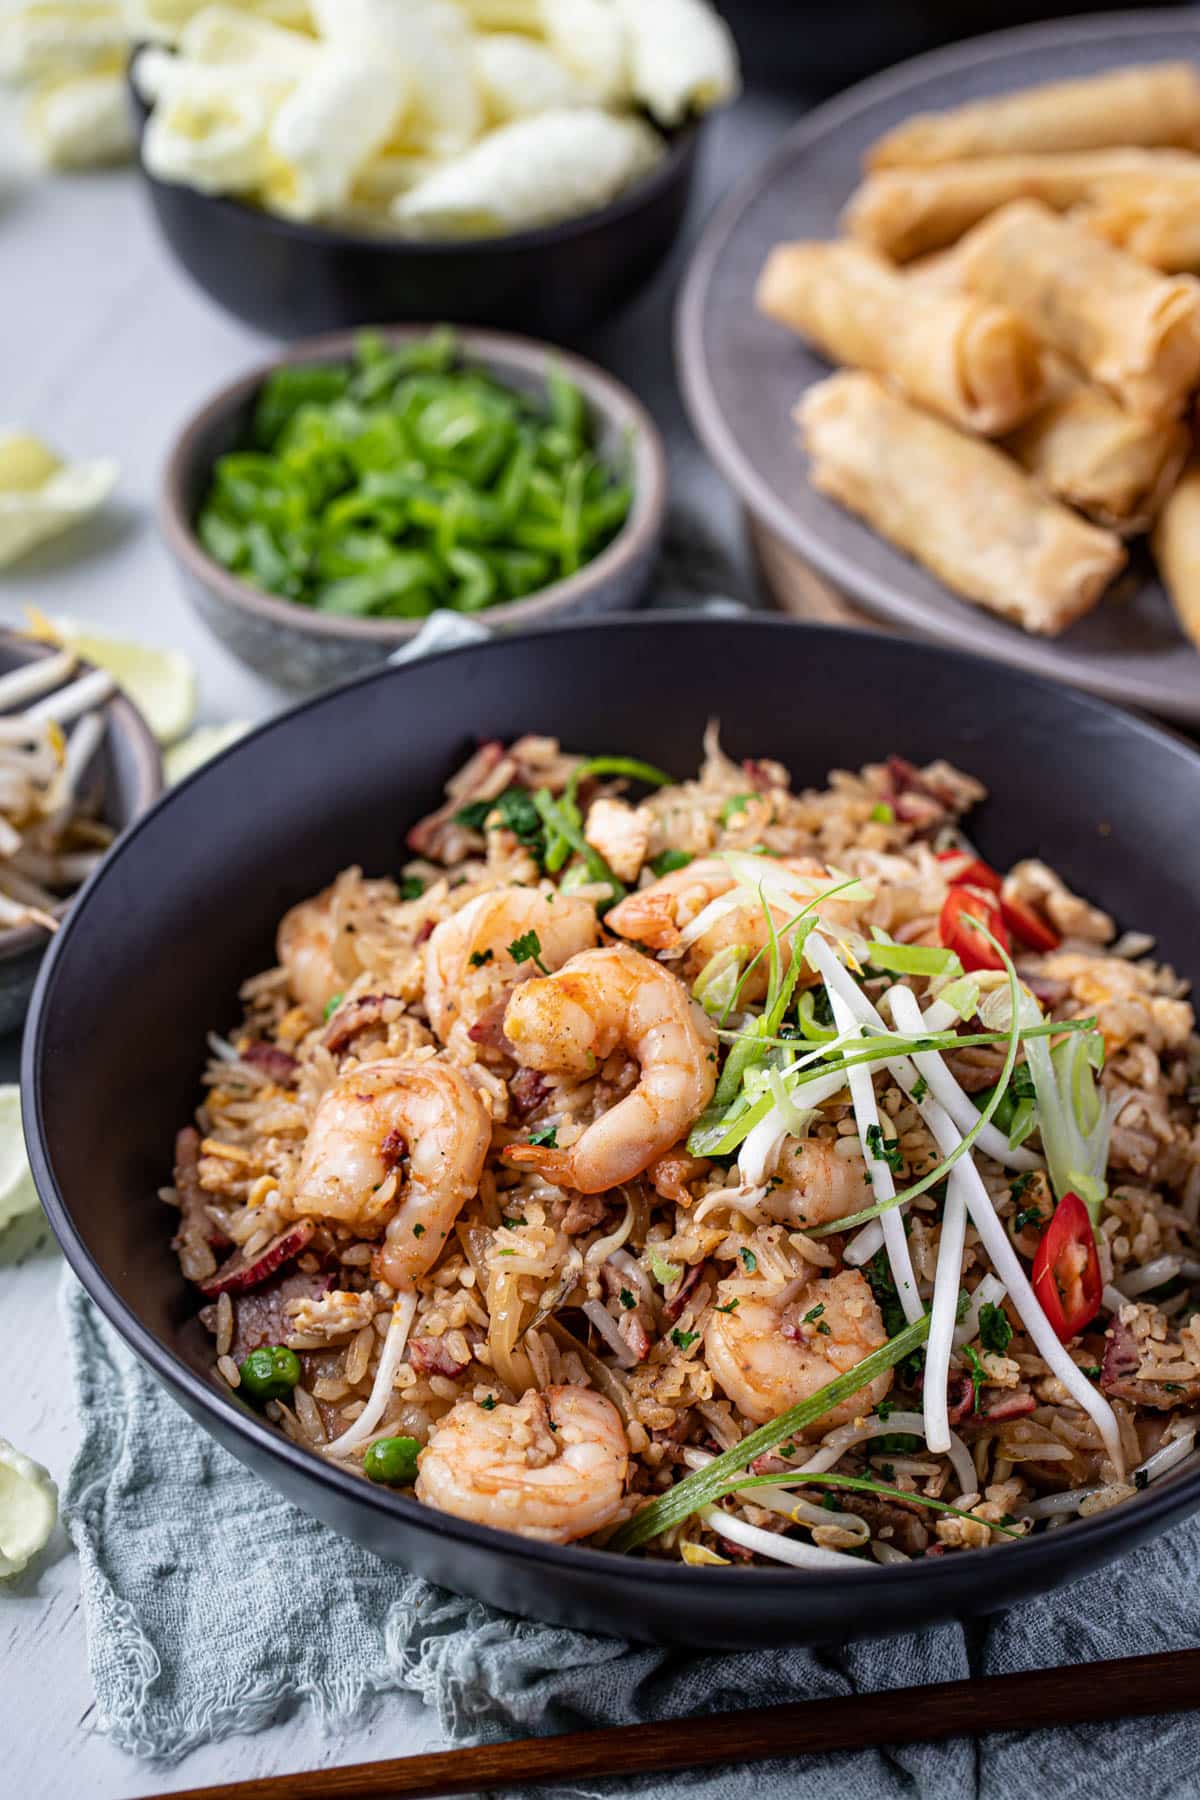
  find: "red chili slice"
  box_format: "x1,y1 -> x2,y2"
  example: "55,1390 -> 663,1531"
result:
999,893 -> 1062,954
1031,1192 -> 1102,1342
936,850 -> 1002,894
938,885 -> 1009,972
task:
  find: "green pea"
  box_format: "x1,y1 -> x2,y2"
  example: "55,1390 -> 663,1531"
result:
238,1345 -> 302,1403
363,1435 -> 421,1487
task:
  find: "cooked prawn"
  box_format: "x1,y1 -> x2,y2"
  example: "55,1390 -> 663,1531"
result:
705,1269 -> 891,1428
756,1139 -> 872,1231
277,885 -> 344,1020
277,872 -> 396,1019
606,857 -> 860,1001
423,886 -> 598,1047
415,1384 -> 629,1543
502,944 -> 717,1192
293,1059 -> 490,1288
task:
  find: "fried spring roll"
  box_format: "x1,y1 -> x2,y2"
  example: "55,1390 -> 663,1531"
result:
798,372 -> 1126,635
756,240 -> 1044,435
957,200 -> 1200,421
1005,359 -> 1189,534
843,150 -> 1198,263
1080,170 -> 1200,272
1151,458 -> 1200,648
866,63 -> 1200,170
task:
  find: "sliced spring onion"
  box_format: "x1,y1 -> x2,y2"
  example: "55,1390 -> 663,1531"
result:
564,756 -> 672,802
866,931 -> 962,980
1022,1015 -> 1112,1222
692,944 -> 749,1019
531,788 -> 624,905
609,1312 -> 932,1552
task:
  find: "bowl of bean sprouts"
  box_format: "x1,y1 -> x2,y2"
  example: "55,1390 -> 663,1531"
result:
0,633 -> 162,1034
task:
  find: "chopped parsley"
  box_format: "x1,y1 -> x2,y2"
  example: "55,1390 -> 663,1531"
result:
870,1432 -> 922,1455
671,1328 -> 699,1352
978,1302 -> 1013,1356
1164,1381 -> 1185,1394
455,787 -> 548,864
865,1248 -> 907,1342
1014,1204 -> 1045,1233
527,1124 -> 558,1148
648,849 -> 693,878
322,992 -> 344,1022
1010,1171 -> 1036,1204
803,1303 -> 826,1324
911,1074 -> 928,1104
618,1288 -> 636,1310
876,1399 -> 894,1423
398,876 -> 425,902
469,949 -> 494,968
870,802 -> 895,824
479,1394 -> 497,1411
1080,1365 -> 1102,1380
738,1247 -> 757,1274
961,1344 -> 986,1408
412,1223 -> 425,1238
715,1298 -> 740,1314
865,1122 -> 904,1176
821,1492 -> 842,1512
507,929 -> 549,974
719,793 -> 755,825
501,1215 -> 526,1228
816,1321 -> 832,1336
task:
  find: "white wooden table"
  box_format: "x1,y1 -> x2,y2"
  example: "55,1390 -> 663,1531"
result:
0,87 -> 793,1797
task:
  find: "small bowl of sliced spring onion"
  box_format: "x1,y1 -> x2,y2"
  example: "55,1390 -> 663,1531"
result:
161,326 -> 668,695
0,633 -> 162,1034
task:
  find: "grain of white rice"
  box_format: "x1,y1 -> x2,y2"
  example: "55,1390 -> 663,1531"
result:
215,1291 -> 233,1358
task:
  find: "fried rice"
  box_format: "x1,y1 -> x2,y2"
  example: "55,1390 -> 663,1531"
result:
164,728 -> 1200,1568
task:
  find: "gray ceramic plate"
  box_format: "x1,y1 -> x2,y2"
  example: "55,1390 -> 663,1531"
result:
677,9 -> 1200,722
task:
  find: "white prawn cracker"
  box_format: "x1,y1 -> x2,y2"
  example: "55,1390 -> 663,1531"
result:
392,107 -> 663,238
0,1438 -> 57,1578
612,0 -> 739,126
0,431 -> 117,569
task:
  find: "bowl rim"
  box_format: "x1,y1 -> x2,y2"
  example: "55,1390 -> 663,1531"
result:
160,324 -> 669,645
24,613 -> 1200,1603
0,630 -> 163,966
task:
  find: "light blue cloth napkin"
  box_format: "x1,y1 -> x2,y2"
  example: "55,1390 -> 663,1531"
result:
62,1268 -> 1200,1795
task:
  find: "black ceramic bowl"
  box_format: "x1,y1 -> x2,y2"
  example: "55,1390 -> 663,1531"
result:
0,634 -> 161,1038
132,78 -> 704,342
160,327 -> 668,694
24,617 -> 1200,1645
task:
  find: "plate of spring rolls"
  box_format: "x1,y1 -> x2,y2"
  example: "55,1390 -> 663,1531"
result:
678,9 -> 1200,720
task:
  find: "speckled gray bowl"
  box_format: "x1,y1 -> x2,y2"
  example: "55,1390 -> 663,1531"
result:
161,327 -> 668,696
0,633 -> 162,1038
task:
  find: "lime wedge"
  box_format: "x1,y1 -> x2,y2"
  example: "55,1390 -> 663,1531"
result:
39,617 -> 197,745
0,432 -> 62,493
165,720 -> 250,785
0,1086 -> 38,1233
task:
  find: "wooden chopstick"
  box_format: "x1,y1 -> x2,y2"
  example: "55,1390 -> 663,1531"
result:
148,1647 -> 1200,1800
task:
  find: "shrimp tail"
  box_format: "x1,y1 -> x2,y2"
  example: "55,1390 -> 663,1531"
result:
604,893 -> 682,951
502,1143 -> 577,1185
